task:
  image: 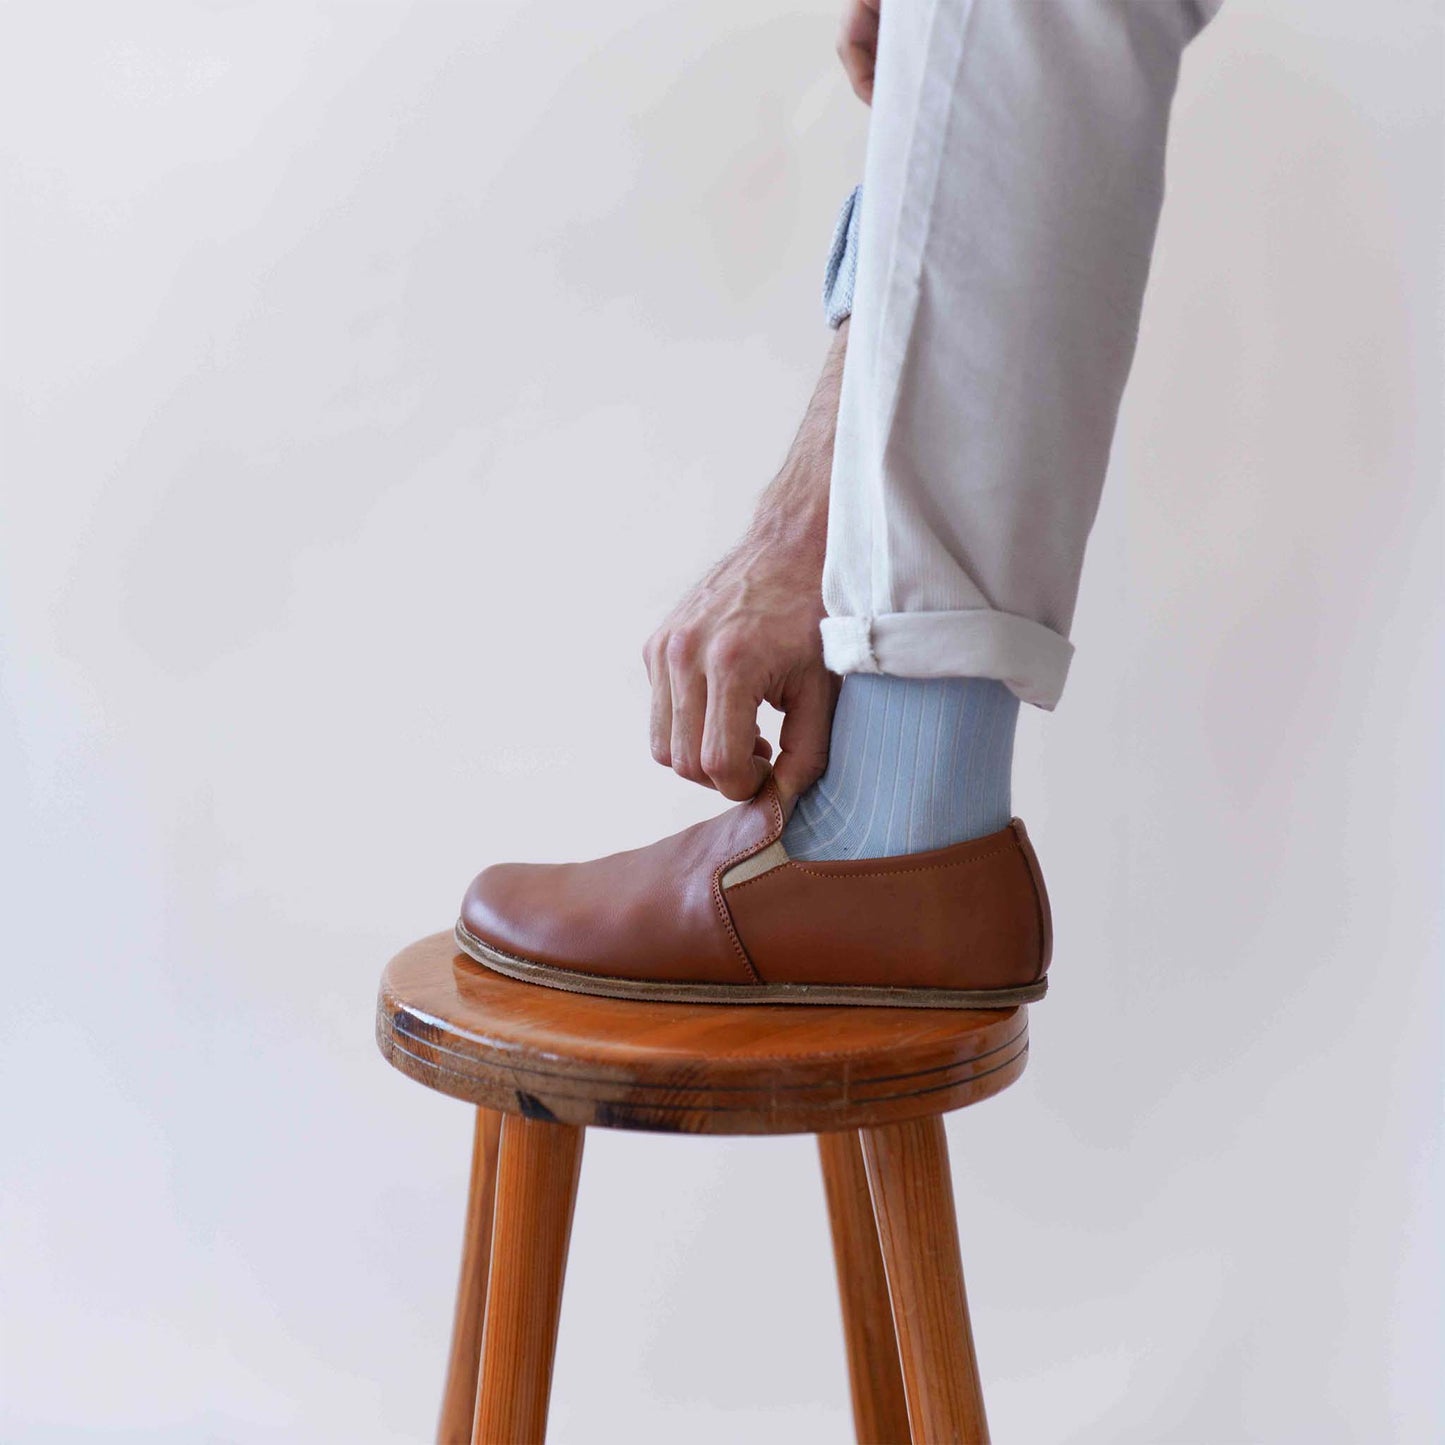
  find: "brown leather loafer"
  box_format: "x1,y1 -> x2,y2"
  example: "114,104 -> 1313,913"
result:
455,777 -> 1052,1008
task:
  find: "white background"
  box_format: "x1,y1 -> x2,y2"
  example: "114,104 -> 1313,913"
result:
2,2 -> 1440,1440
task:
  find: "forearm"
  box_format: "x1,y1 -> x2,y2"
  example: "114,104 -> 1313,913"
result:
745,318 -> 848,568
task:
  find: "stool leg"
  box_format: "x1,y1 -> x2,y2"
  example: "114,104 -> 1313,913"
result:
438,1108 -> 504,1445
818,1131 -> 912,1444
473,1114 -> 585,1445
862,1115 -> 990,1445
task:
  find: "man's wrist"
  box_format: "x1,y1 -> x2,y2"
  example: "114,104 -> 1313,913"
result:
748,448 -> 827,545
748,486 -> 827,567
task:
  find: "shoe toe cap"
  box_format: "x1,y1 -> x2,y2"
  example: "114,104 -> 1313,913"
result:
458,862 -> 539,959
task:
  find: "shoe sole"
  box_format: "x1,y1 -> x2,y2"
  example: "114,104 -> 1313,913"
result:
454,920 -> 1047,1010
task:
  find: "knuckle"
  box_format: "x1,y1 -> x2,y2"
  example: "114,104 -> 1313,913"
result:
708,630 -> 750,673
665,629 -> 698,670
674,756 -> 705,784
699,744 -> 732,781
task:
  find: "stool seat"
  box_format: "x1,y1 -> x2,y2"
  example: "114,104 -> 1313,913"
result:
377,932 -> 1030,1136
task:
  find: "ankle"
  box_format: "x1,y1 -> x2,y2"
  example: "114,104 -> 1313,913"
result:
781,674 -> 1018,862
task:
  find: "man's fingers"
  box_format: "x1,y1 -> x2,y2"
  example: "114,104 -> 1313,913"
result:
771,668 -> 838,807
837,0 -> 880,105
648,642 -> 674,766
667,635 -> 711,786
840,49 -> 875,106
701,671 -> 770,802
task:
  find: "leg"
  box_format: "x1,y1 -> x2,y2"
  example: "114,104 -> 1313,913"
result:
438,1108 -> 503,1445
789,3 -> 1220,861
473,1114 -> 585,1445
818,1130 -> 912,1445
822,0 -> 1219,707
862,1115 -> 988,1445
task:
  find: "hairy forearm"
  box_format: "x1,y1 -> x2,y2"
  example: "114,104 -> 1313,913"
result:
745,318 -> 848,564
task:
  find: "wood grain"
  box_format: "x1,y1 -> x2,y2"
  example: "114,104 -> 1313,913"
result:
863,1116 -> 989,1444
379,932 -> 1026,1438
473,1114 -> 584,1444
818,1130 -> 911,1444
377,934 -> 1029,1135
438,1108 -> 502,1445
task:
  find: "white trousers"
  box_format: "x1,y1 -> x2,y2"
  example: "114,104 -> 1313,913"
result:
821,0 -> 1222,709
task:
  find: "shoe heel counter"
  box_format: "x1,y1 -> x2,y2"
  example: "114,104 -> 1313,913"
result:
1009,819 -> 1053,980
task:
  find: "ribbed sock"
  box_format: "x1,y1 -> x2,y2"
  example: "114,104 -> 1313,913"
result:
781,674 -> 1019,861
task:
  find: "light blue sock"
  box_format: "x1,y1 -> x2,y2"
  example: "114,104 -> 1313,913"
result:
781,675 -> 1019,861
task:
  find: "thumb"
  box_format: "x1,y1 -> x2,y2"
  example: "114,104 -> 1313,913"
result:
770,667 -> 838,810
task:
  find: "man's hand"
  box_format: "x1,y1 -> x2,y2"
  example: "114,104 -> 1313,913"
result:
644,324 -> 849,806
837,0 -> 881,105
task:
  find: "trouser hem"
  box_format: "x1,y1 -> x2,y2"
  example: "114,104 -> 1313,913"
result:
819,611 -> 1073,710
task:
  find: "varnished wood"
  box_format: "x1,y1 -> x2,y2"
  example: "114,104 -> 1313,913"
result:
818,1130 -> 911,1445
377,934 -> 1029,1135
863,1116 -> 989,1444
438,1108 -> 503,1445
473,1114 -> 585,1444
378,933 -> 1024,1436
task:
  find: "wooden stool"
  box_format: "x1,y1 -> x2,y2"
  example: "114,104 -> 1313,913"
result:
376,933 -> 1031,1444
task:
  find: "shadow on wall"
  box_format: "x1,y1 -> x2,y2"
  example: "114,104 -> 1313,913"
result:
1057,42 -> 1440,1444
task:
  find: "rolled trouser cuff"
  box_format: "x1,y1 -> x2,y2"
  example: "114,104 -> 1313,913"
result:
820,610 -> 1074,710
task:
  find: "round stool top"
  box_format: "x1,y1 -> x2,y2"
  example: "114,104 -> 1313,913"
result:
376,934 -> 1029,1136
